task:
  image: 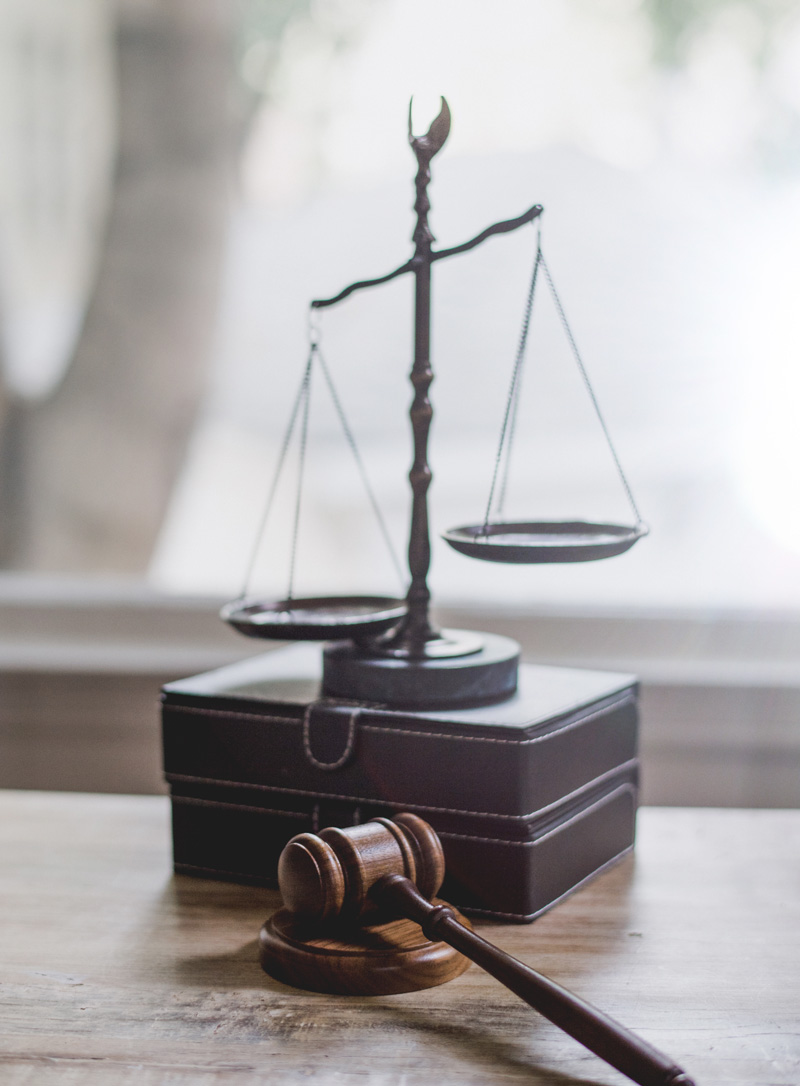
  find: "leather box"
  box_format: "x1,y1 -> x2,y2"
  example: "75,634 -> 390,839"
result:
161,644 -> 639,921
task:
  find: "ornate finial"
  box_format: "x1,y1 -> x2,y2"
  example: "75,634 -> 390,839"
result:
408,96 -> 451,162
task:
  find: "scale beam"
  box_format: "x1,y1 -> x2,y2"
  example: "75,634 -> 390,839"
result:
432,204 -> 543,262
311,261 -> 414,310
310,207 -> 543,309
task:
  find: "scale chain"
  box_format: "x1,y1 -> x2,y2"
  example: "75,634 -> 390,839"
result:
497,218 -> 546,518
496,366 -> 522,520
240,327 -> 403,603
483,233 -> 542,531
539,253 -> 645,527
496,243 -> 543,520
315,345 -> 404,588
287,359 -> 313,602
483,234 -> 645,533
239,352 -> 314,600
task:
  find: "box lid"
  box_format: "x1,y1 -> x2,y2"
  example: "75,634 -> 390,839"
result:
162,645 -> 637,818
163,644 -> 635,738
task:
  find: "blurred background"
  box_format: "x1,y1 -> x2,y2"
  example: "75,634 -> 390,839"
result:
1,0 -> 799,804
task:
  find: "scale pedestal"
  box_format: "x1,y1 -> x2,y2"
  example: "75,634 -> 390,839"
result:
322,630 -> 520,709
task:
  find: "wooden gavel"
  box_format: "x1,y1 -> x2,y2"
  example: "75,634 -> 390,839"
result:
260,814 -> 695,1086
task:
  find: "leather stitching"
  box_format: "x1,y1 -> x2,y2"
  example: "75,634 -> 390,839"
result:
302,703 -> 359,770
166,759 -> 638,822
164,691 -> 634,746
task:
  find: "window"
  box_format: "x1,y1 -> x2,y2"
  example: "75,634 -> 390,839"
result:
2,0 -> 799,805
148,0 -> 800,615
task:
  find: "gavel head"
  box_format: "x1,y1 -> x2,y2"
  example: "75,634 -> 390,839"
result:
277,813 -> 445,922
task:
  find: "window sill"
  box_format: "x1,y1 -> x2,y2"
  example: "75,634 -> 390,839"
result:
1,574 -> 799,806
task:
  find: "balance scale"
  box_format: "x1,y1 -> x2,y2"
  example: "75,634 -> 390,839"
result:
220,97 -> 646,711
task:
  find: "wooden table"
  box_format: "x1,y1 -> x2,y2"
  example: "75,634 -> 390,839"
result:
1,793 -> 798,1085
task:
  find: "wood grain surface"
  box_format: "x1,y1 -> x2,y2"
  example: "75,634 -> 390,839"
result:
1,792 -> 798,1085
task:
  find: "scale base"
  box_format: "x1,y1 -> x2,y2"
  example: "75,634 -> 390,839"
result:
322,630 -> 520,709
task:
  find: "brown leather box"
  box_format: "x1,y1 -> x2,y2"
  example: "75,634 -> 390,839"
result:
161,645 -> 639,921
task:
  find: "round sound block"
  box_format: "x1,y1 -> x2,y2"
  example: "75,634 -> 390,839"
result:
259,902 -> 472,995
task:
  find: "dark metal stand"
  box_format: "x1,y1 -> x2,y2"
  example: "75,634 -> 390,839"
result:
316,98 -> 541,707
322,630 -> 520,709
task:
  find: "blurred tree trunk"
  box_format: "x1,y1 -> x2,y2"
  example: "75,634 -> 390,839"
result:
0,390 -> 23,566
6,0 -> 239,573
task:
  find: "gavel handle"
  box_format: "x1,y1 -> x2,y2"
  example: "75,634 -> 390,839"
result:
373,874 -> 694,1086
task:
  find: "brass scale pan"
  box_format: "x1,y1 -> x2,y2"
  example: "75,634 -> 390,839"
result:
442,519 -> 647,565
223,521 -> 646,640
